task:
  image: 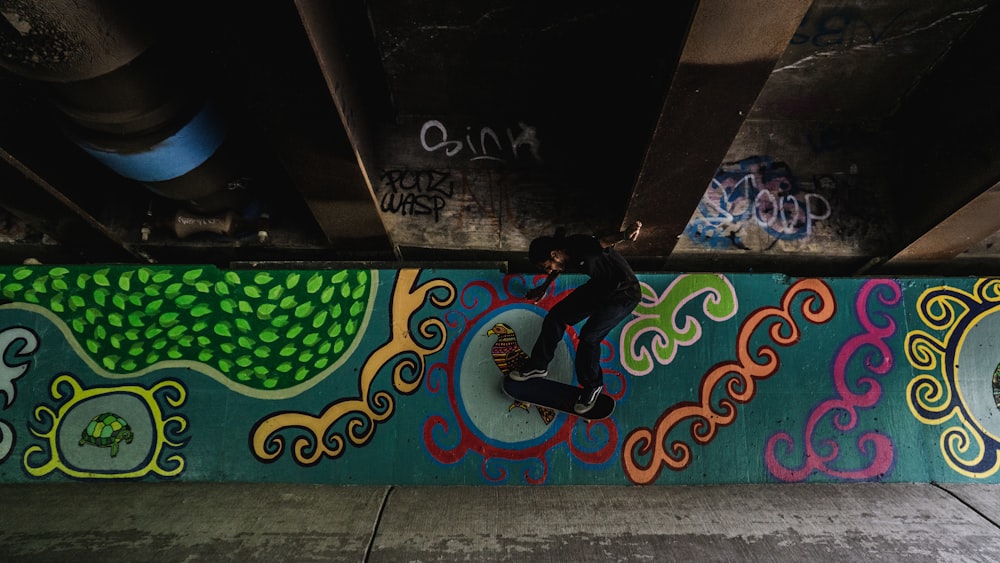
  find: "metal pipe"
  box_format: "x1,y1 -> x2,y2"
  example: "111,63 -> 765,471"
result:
0,0 -> 248,213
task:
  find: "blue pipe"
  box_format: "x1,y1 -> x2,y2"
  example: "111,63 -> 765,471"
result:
79,103 -> 227,183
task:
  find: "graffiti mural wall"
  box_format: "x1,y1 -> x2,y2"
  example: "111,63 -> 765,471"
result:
1,265 -> 999,485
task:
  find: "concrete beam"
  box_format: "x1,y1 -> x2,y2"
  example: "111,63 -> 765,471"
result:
293,0 -> 395,254
871,3 -> 1000,275
623,0 -> 813,259
883,181 -> 1000,271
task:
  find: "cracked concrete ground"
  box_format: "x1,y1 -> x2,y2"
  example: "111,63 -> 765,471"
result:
1,483 -> 999,562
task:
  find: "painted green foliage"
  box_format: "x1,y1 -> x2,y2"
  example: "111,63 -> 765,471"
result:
0,266 -> 372,391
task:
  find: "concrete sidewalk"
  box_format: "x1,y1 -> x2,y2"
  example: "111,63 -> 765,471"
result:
1,483 -> 999,562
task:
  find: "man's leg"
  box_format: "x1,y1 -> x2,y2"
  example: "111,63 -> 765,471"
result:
531,285 -> 594,367
511,285 -> 593,380
575,313 -> 618,388
573,289 -> 640,412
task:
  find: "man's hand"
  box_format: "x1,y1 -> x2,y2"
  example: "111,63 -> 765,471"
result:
525,271 -> 558,303
626,220 -> 642,242
598,220 -> 644,248
525,285 -> 547,303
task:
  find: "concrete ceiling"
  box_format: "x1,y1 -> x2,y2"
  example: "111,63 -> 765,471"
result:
1,0 -> 998,275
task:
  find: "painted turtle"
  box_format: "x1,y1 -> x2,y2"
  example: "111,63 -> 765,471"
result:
79,412 -> 134,457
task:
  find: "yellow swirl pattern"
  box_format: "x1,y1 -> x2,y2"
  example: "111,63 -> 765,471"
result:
23,374 -> 187,479
905,279 -> 1000,478
251,270 -> 455,465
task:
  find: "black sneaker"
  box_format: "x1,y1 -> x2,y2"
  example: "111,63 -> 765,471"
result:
573,385 -> 603,414
508,367 -> 548,381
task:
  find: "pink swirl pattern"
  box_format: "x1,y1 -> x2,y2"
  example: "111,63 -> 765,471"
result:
765,279 -> 900,481
623,279 -> 835,485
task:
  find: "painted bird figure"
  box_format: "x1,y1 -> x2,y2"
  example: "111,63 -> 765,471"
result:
487,322 -> 555,424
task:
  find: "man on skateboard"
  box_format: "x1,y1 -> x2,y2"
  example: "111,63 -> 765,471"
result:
509,221 -> 642,414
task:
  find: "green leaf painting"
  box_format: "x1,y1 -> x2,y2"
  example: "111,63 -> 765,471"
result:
0,265 -> 374,392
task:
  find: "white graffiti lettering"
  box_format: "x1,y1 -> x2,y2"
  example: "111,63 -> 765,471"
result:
686,156 -> 832,250
420,120 -> 542,163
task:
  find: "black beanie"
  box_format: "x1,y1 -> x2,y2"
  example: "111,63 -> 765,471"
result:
528,236 -> 555,264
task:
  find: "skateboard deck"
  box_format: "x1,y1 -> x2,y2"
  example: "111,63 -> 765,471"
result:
502,377 -> 614,420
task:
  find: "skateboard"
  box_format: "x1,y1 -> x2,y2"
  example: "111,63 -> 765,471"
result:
502,377 -> 615,421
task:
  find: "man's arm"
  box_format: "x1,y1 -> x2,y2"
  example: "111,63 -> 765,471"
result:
598,220 -> 642,248
525,271 -> 559,303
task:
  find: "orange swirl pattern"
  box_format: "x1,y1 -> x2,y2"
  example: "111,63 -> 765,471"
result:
623,278 -> 835,484
250,270 -> 455,465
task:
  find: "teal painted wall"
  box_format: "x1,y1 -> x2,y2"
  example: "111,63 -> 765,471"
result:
0,266 -> 998,485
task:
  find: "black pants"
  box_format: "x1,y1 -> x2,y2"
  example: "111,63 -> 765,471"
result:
528,281 -> 640,388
